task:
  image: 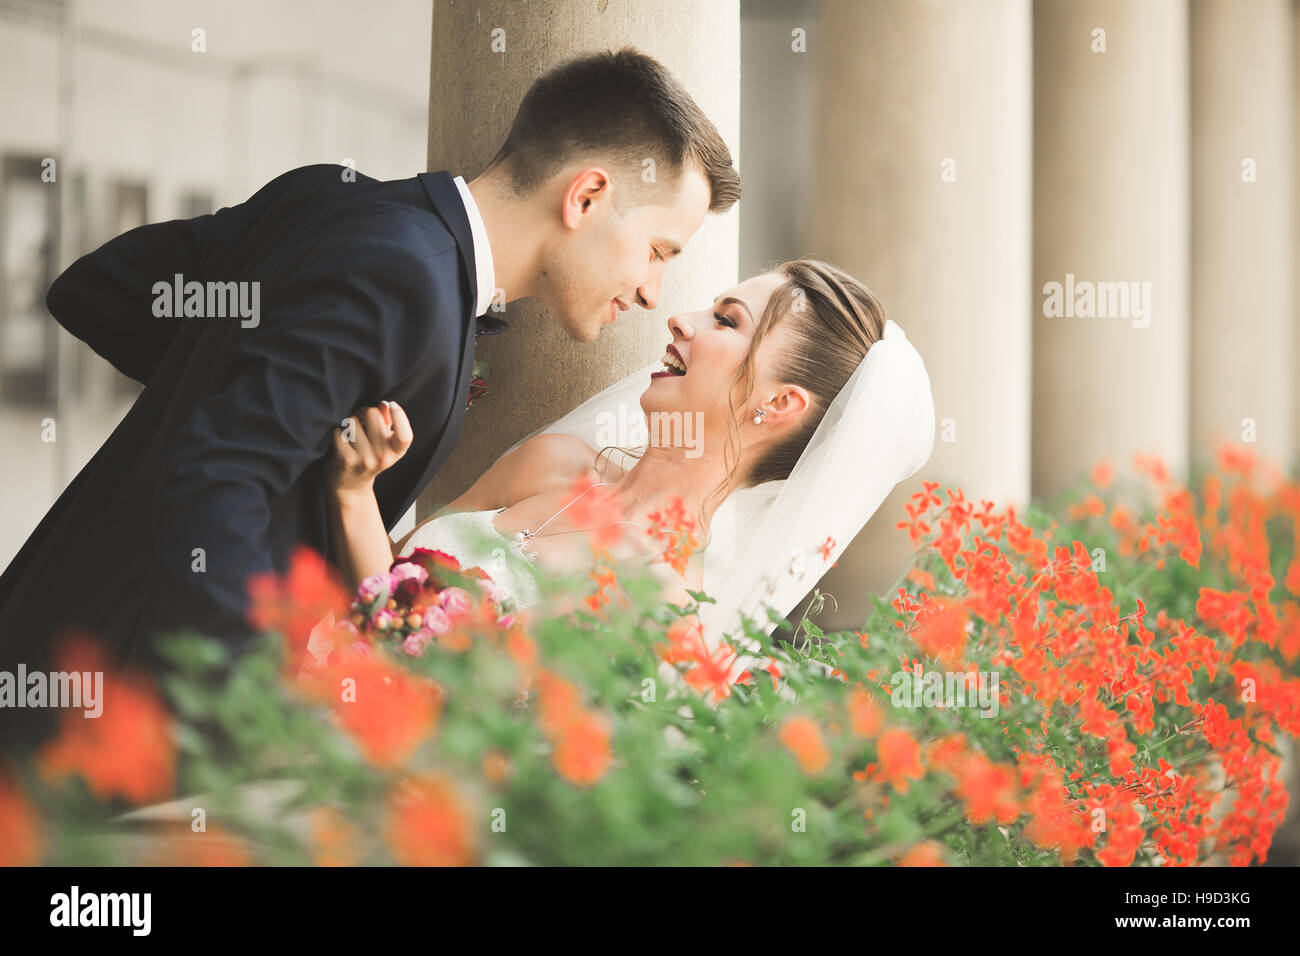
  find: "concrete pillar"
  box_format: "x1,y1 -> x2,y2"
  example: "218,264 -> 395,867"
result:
1033,0 -> 1190,500
419,0 -> 740,515
1189,0 -> 1294,475
803,0 -> 1033,629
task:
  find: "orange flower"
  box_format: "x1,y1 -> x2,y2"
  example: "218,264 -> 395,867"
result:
482,749 -> 512,787
139,825 -> 255,866
645,495 -> 698,576
552,711 -> 613,787
308,645 -> 443,767
37,637 -> 174,806
682,640 -> 740,703
899,841 -> 946,866
778,716 -> 831,774
246,546 -> 350,671
505,626 -> 539,679
911,600 -> 968,667
534,670 -> 613,787
926,732 -> 969,772
847,686 -> 884,738
308,806 -> 362,867
385,773 -> 476,866
567,473 -> 625,548
535,670 -> 583,737
875,728 -> 925,793
953,752 -> 1020,825
0,770 -> 41,865
658,616 -> 709,666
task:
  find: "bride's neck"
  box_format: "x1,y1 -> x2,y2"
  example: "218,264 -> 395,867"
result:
608,443 -> 738,535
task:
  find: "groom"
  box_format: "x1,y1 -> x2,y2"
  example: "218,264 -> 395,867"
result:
0,48 -> 739,709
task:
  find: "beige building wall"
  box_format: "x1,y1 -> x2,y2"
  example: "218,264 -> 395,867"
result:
1189,0 -> 1295,475
801,0 -> 1033,629
1032,0 -> 1191,501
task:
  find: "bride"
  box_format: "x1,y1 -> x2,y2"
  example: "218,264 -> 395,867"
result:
323,258 -> 932,637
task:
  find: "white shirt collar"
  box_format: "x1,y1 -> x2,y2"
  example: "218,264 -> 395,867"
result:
452,175 -> 496,318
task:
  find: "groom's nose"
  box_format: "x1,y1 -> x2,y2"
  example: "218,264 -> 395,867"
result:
635,262 -> 666,310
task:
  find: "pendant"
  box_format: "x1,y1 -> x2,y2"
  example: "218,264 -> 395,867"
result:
511,530 -> 538,562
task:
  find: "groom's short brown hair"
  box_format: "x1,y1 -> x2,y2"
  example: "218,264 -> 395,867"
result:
485,47 -> 741,213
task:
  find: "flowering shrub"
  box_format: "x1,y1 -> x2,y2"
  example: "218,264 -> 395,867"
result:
3,442 -> 1297,866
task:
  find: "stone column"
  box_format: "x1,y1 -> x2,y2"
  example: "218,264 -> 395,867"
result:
803,0 -> 1033,629
419,0 -> 740,515
1190,0 -> 1294,476
1033,0 -> 1190,500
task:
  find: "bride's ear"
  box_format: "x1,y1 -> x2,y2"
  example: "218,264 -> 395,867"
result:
761,384 -> 812,427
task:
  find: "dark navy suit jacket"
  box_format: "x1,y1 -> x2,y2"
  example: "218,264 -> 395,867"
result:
0,165 -> 496,700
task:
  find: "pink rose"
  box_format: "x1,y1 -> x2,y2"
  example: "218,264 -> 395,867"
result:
389,562 -> 429,588
358,572 -> 388,603
423,605 -> 452,635
402,630 -> 432,657
479,578 -> 505,606
438,587 -> 473,619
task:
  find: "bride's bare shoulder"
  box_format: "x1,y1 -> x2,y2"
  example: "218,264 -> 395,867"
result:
510,433 -> 615,494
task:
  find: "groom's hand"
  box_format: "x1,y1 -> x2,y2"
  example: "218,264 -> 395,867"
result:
326,400 -> 413,495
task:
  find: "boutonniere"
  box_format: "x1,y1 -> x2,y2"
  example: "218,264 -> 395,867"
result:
467,359 -> 489,410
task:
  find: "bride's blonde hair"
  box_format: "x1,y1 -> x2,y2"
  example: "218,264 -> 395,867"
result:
596,258 -> 887,548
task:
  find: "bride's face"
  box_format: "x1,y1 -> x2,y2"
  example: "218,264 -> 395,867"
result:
642,271 -> 789,428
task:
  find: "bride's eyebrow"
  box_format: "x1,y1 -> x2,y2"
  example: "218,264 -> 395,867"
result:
713,294 -> 753,322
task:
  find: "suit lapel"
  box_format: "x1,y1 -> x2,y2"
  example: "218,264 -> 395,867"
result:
417,169 -> 481,440
377,172 -> 483,525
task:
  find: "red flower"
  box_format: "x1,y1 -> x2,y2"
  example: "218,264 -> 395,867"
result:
875,728 -> 925,793
296,643 -> 443,767
247,546 -> 350,669
953,752 -> 1020,825
779,716 -> 831,774
37,635 -> 174,806
385,773 -> 476,866
0,770 -> 41,865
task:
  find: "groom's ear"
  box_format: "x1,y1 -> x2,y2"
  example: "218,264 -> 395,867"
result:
560,167 -> 614,229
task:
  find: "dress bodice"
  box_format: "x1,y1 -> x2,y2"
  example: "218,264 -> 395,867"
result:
398,508 -> 541,609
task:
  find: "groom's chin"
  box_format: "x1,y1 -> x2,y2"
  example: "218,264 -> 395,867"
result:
570,318 -> 602,343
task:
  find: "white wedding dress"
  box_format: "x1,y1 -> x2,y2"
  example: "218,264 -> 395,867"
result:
398,507 -> 542,610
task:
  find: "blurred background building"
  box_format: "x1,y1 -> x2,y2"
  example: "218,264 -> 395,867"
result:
1,0 -> 1296,632
0,0 -> 429,562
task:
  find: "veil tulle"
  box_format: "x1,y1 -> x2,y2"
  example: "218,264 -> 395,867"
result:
493,318 -> 936,659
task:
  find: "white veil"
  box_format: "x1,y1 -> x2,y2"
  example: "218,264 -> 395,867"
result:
493,318 -> 936,657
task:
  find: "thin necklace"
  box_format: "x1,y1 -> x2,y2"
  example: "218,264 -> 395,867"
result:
508,481 -> 706,558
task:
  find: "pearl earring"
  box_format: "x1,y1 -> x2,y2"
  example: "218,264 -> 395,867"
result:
753,407 -> 767,424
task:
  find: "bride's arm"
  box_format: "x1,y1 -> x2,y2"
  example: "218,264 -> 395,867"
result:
326,402 -> 413,591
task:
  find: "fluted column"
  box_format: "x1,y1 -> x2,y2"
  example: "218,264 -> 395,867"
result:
419,0 -> 740,515
1189,0 -> 1294,476
804,0 -> 1033,629
1033,0 -> 1190,499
